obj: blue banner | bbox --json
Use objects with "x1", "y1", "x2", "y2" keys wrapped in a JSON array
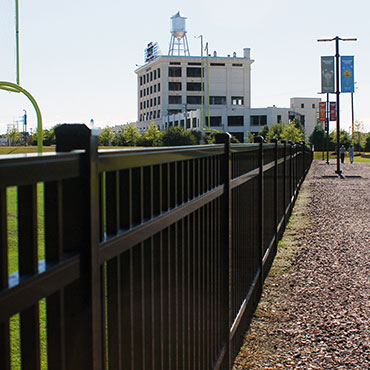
[{"x1": 341, "y1": 56, "x2": 354, "y2": 93}]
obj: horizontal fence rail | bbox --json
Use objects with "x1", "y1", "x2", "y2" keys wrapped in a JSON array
[{"x1": 0, "y1": 124, "x2": 312, "y2": 370}]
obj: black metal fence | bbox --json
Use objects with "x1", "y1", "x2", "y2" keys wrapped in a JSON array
[{"x1": 0, "y1": 125, "x2": 312, "y2": 370}]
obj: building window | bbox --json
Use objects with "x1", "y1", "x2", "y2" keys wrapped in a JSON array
[
  {"x1": 140, "y1": 90, "x2": 142, "y2": 98},
  {"x1": 158, "y1": 96, "x2": 160, "y2": 105},
  {"x1": 250, "y1": 115, "x2": 267, "y2": 126},
  {"x1": 153, "y1": 70, "x2": 156, "y2": 80},
  {"x1": 231, "y1": 96, "x2": 244, "y2": 105},
  {"x1": 301, "y1": 103, "x2": 304, "y2": 108},
  {"x1": 168, "y1": 67, "x2": 182, "y2": 77},
  {"x1": 158, "y1": 68, "x2": 160, "y2": 78},
  {"x1": 150, "y1": 86, "x2": 153, "y2": 94},
  {"x1": 143, "y1": 75, "x2": 146, "y2": 84},
  {"x1": 168, "y1": 109, "x2": 181, "y2": 115},
  {"x1": 150, "y1": 99, "x2": 153, "y2": 107},
  {"x1": 210, "y1": 116, "x2": 222, "y2": 126},
  {"x1": 143, "y1": 89, "x2": 146, "y2": 97},
  {"x1": 188, "y1": 62, "x2": 201, "y2": 66},
  {"x1": 174, "y1": 121, "x2": 179, "y2": 126},
  {"x1": 149, "y1": 111, "x2": 152, "y2": 119},
  {"x1": 187, "y1": 82, "x2": 203, "y2": 91},
  {"x1": 187, "y1": 96, "x2": 202, "y2": 104},
  {"x1": 301, "y1": 115, "x2": 305, "y2": 126},
  {"x1": 210, "y1": 63, "x2": 225, "y2": 66},
  {"x1": 157, "y1": 110, "x2": 160, "y2": 118},
  {"x1": 170, "y1": 62, "x2": 181, "y2": 65},
  {"x1": 147, "y1": 73, "x2": 149, "y2": 82},
  {"x1": 228, "y1": 116, "x2": 244, "y2": 126},
  {"x1": 312, "y1": 103, "x2": 315, "y2": 108},
  {"x1": 140, "y1": 114, "x2": 142, "y2": 121},
  {"x1": 210, "y1": 96, "x2": 226, "y2": 105},
  {"x1": 143, "y1": 101, "x2": 146, "y2": 109},
  {"x1": 154, "y1": 97, "x2": 156, "y2": 106},
  {"x1": 140, "y1": 102, "x2": 142, "y2": 109},
  {"x1": 158, "y1": 83, "x2": 160, "y2": 92},
  {"x1": 180, "y1": 119, "x2": 184, "y2": 127},
  {"x1": 150, "y1": 71, "x2": 153, "y2": 81},
  {"x1": 169, "y1": 82, "x2": 182, "y2": 91},
  {"x1": 147, "y1": 87, "x2": 149, "y2": 95},
  {"x1": 153, "y1": 111, "x2": 156, "y2": 119},
  {"x1": 192, "y1": 117, "x2": 197, "y2": 128},
  {"x1": 169, "y1": 95, "x2": 182, "y2": 104},
  {"x1": 154, "y1": 84, "x2": 157, "y2": 93},
  {"x1": 277, "y1": 115, "x2": 281, "y2": 123},
  {"x1": 186, "y1": 118, "x2": 191, "y2": 128},
  {"x1": 140, "y1": 76, "x2": 143, "y2": 86},
  {"x1": 232, "y1": 63, "x2": 243, "y2": 67},
  {"x1": 187, "y1": 67, "x2": 202, "y2": 77}
]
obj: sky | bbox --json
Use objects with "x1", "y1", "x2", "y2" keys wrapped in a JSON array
[{"x1": 1, "y1": 0, "x2": 370, "y2": 134}]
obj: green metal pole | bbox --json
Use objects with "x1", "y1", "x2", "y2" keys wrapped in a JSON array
[
  {"x1": 207, "y1": 45, "x2": 210, "y2": 129},
  {"x1": 0, "y1": 82, "x2": 43, "y2": 153},
  {"x1": 15, "y1": 0, "x2": 20, "y2": 85},
  {"x1": 200, "y1": 36, "x2": 204, "y2": 130}
]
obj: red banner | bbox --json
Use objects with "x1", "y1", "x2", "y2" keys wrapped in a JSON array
[
  {"x1": 319, "y1": 102, "x2": 326, "y2": 122},
  {"x1": 330, "y1": 102, "x2": 337, "y2": 121}
]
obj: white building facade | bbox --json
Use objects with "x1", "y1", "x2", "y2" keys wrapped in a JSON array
[{"x1": 134, "y1": 49, "x2": 320, "y2": 141}]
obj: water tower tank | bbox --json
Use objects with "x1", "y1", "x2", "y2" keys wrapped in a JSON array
[
  {"x1": 171, "y1": 11, "x2": 187, "y2": 39},
  {"x1": 168, "y1": 11, "x2": 190, "y2": 56}
]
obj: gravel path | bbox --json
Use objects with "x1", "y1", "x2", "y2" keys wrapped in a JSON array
[{"x1": 234, "y1": 160, "x2": 370, "y2": 369}]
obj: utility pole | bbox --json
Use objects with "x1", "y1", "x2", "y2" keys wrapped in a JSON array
[
  {"x1": 318, "y1": 36, "x2": 357, "y2": 176},
  {"x1": 326, "y1": 93, "x2": 329, "y2": 164},
  {"x1": 15, "y1": 0, "x2": 20, "y2": 85}
]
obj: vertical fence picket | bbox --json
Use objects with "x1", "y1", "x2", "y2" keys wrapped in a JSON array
[
  {"x1": 45, "y1": 180, "x2": 65, "y2": 370},
  {"x1": 18, "y1": 184, "x2": 40, "y2": 370},
  {"x1": 0, "y1": 188, "x2": 10, "y2": 370}
]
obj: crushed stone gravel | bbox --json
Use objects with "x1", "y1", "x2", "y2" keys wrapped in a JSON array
[{"x1": 233, "y1": 160, "x2": 370, "y2": 369}]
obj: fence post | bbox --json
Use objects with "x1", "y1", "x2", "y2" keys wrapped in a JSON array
[
  {"x1": 281, "y1": 139, "x2": 287, "y2": 231},
  {"x1": 302, "y1": 142, "x2": 305, "y2": 181},
  {"x1": 254, "y1": 136, "x2": 264, "y2": 291},
  {"x1": 288, "y1": 141, "x2": 293, "y2": 212},
  {"x1": 215, "y1": 133, "x2": 232, "y2": 370},
  {"x1": 271, "y1": 138, "x2": 278, "y2": 254},
  {"x1": 54, "y1": 124, "x2": 102, "y2": 370}
]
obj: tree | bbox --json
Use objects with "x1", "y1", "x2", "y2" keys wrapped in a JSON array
[
  {"x1": 352, "y1": 121, "x2": 364, "y2": 151},
  {"x1": 330, "y1": 129, "x2": 351, "y2": 149},
  {"x1": 162, "y1": 127, "x2": 197, "y2": 146},
  {"x1": 6, "y1": 127, "x2": 22, "y2": 145},
  {"x1": 116, "y1": 125, "x2": 141, "y2": 146},
  {"x1": 265, "y1": 123, "x2": 284, "y2": 142},
  {"x1": 309, "y1": 126, "x2": 326, "y2": 151},
  {"x1": 281, "y1": 121, "x2": 304, "y2": 143},
  {"x1": 257, "y1": 125, "x2": 269, "y2": 141},
  {"x1": 99, "y1": 127, "x2": 115, "y2": 146},
  {"x1": 137, "y1": 123, "x2": 163, "y2": 146},
  {"x1": 362, "y1": 133, "x2": 370, "y2": 152},
  {"x1": 245, "y1": 132, "x2": 255, "y2": 143}
]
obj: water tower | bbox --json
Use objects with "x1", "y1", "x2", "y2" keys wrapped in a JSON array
[{"x1": 168, "y1": 11, "x2": 190, "y2": 56}]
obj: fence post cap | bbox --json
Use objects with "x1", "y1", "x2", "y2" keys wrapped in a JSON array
[
  {"x1": 55, "y1": 123, "x2": 100, "y2": 152},
  {"x1": 254, "y1": 136, "x2": 264, "y2": 144},
  {"x1": 215, "y1": 132, "x2": 231, "y2": 144}
]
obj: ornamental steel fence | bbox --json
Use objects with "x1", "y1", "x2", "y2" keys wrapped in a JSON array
[{"x1": 0, "y1": 124, "x2": 312, "y2": 370}]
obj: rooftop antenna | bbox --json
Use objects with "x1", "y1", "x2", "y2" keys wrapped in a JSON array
[{"x1": 168, "y1": 11, "x2": 190, "y2": 56}]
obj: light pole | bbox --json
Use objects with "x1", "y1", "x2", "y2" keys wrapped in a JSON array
[
  {"x1": 318, "y1": 36, "x2": 357, "y2": 175},
  {"x1": 195, "y1": 35, "x2": 204, "y2": 130}
]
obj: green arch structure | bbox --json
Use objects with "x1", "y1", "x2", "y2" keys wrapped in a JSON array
[{"x1": 0, "y1": 81, "x2": 43, "y2": 153}]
